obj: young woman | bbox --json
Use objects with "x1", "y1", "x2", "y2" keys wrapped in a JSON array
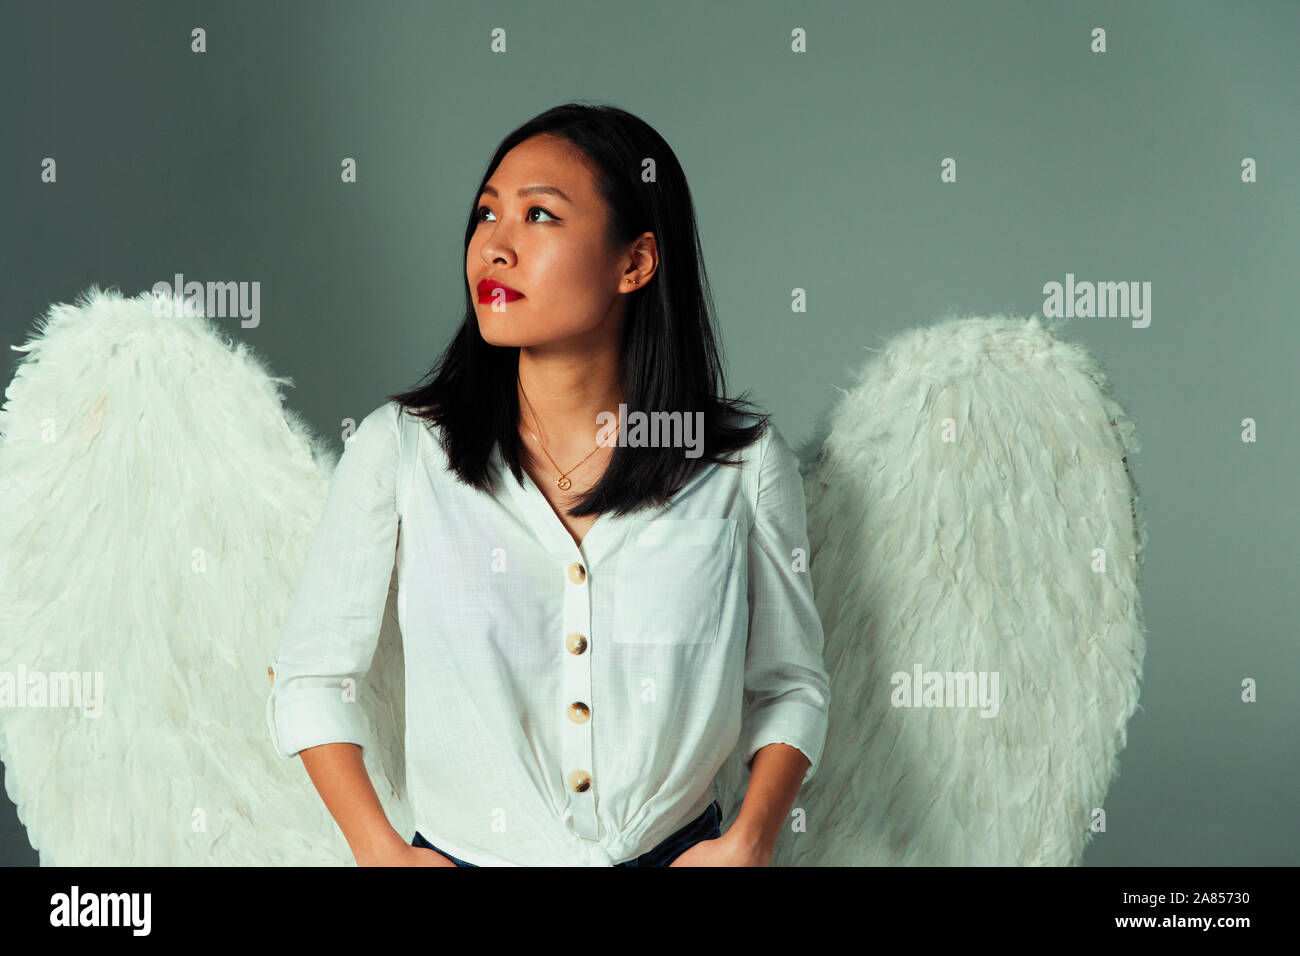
[{"x1": 267, "y1": 102, "x2": 831, "y2": 867}]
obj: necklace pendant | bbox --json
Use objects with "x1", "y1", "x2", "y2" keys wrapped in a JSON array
[{"x1": 557, "y1": 475, "x2": 572, "y2": 491}]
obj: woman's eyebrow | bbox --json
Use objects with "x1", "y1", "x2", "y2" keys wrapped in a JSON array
[{"x1": 480, "y1": 184, "x2": 573, "y2": 203}]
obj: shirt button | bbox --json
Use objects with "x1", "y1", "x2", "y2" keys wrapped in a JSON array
[
  {"x1": 567, "y1": 561, "x2": 586, "y2": 585},
  {"x1": 568, "y1": 770, "x2": 591, "y2": 792},
  {"x1": 565, "y1": 632, "x2": 588, "y2": 654},
  {"x1": 567, "y1": 701, "x2": 590, "y2": 723}
]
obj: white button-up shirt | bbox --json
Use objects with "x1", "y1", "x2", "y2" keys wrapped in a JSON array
[{"x1": 266, "y1": 400, "x2": 830, "y2": 866}]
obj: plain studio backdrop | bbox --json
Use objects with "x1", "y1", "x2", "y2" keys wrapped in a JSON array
[{"x1": 1, "y1": 0, "x2": 1296, "y2": 866}]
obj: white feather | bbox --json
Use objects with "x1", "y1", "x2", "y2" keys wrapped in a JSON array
[
  {"x1": 0, "y1": 286, "x2": 410, "y2": 865},
  {"x1": 755, "y1": 313, "x2": 1147, "y2": 865}
]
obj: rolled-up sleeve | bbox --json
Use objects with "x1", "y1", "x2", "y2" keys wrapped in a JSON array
[
  {"x1": 266, "y1": 403, "x2": 399, "y2": 758},
  {"x1": 737, "y1": 423, "x2": 831, "y2": 785}
]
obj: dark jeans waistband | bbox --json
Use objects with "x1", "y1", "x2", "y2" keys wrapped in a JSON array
[{"x1": 411, "y1": 799, "x2": 723, "y2": 867}]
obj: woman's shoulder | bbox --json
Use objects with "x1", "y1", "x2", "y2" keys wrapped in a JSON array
[
  {"x1": 726, "y1": 410, "x2": 809, "y2": 507},
  {"x1": 325, "y1": 403, "x2": 402, "y2": 488},
  {"x1": 722, "y1": 408, "x2": 781, "y2": 467},
  {"x1": 381, "y1": 400, "x2": 443, "y2": 444},
  {"x1": 347, "y1": 400, "x2": 439, "y2": 470},
  {"x1": 384, "y1": 400, "x2": 458, "y2": 475}
]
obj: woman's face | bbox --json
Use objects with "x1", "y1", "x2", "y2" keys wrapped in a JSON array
[{"x1": 468, "y1": 134, "x2": 647, "y2": 350}]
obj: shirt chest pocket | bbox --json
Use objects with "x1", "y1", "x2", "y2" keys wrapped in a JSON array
[{"x1": 613, "y1": 518, "x2": 738, "y2": 645}]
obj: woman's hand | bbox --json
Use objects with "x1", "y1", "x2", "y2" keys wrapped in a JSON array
[
  {"x1": 401, "y1": 845, "x2": 461, "y2": 866},
  {"x1": 355, "y1": 836, "x2": 460, "y2": 867},
  {"x1": 668, "y1": 827, "x2": 773, "y2": 867}
]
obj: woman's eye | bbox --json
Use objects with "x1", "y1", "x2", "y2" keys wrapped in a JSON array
[{"x1": 475, "y1": 205, "x2": 558, "y2": 223}]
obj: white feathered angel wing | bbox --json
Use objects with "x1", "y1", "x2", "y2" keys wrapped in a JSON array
[
  {"x1": 0, "y1": 286, "x2": 410, "y2": 865},
  {"x1": 761, "y1": 313, "x2": 1147, "y2": 866}
]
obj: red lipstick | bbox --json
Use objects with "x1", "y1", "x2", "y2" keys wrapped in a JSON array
[{"x1": 477, "y1": 278, "x2": 524, "y2": 303}]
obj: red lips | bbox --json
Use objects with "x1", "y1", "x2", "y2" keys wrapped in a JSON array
[{"x1": 477, "y1": 278, "x2": 524, "y2": 303}]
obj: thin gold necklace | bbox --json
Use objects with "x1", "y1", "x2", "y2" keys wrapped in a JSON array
[{"x1": 519, "y1": 382, "x2": 615, "y2": 491}]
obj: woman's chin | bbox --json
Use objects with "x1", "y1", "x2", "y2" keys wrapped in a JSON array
[{"x1": 476, "y1": 323, "x2": 531, "y2": 348}]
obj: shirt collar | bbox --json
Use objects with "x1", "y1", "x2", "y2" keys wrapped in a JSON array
[{"x1": 490, "y1": 440, "x2": 722, "y2": 565}]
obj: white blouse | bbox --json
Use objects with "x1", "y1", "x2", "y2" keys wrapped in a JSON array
[{"x1": 266, "y1": 400, "x2": 830, "y2": 866}]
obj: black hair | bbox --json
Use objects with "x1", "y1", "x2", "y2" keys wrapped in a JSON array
[{"x1": 388, "y1": 101, "x2": 769, "y2": 518}]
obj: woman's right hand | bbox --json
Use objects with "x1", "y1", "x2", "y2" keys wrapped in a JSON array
[{"x1": 355, "y1": 836, "x2": 459, "y2": 866}]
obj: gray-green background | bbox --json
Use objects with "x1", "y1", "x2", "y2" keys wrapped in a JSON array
[{"x1": 2, "y1": 0, "x2": 1296, "y2": 866}]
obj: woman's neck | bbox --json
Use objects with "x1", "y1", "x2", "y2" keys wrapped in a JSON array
[{"x1": 516, "y1": 350, "x2": 623, "y2": 458}]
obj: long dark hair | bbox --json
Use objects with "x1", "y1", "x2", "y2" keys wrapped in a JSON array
[{"x1": 388, "y1": 101, "x2": 769, "y2": 518}]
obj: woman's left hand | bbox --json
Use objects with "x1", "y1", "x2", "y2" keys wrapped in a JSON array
[{"x1": 668, "y1": 828, "x2": 772, "y2": 867}]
